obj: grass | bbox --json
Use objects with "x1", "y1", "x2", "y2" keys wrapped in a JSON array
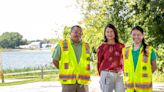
[
  {"x1": 0, "y1": 66, "x2": 59, "y2": 86},
  {"x1": 0, "y1": 75, "x2": 58, "y2": 86},
  {"x1": 4, "y1": 65, "x2": 55, "y2": 73}
]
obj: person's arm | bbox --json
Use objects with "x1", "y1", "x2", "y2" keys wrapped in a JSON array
[
  {"x1": 51, "y1": 44, "x2": 61, "y2": 69},
  {"x1": 151, "y1": 61, "x2": 157, "y2": 73},
  {"x1": 52, "y1": 59, "x2": 59, "y2": 69},
  {"x1": 151, "y1": 49, "x2": 157, "y2": 73},
  {"x1": 119, "y1": 44, "x2": 125, "y2": 72},
  {"x1": 97, "y1": 45, "x2": 104, "y2": 75}
]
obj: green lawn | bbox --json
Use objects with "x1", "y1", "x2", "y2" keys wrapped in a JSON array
[{"x1": 0, "y1": 76, "x2": 58, "y2": 86}]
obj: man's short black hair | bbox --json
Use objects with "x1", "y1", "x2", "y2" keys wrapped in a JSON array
[{"x1": 71, "y1": 25, "x2": 82, "y2": 33}]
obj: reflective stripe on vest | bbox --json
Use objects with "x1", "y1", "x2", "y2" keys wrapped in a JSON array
[
  {"x1": 62, "y1": 40, "x2": 68, "y2": 51},
  {"x1": 59, "y1": 74, "x2": 76, "y2": 80},
  {"x1": 125, "y1": 47, "x2": 130, "y2": 59},
  {"x1": 85, "y1": 43, "x2": 90, "y2": 54},
  {"x1": 136, "y1": 83, "x2": 152, "y2": 89},
  {"x1": 126, "y1": 82, "x2": 152, "y2": 89},
  {"x1": 125, "y1": 83, "x2": 134, "y2": 88},
  {"x1": 78, "y1": 74, "x2": 90, "y2": 81}
]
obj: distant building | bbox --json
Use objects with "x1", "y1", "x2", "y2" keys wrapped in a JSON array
[
  {"x1": 19, "y1": 45, "x2": 30, "y2": 48},
  {"x1": 19, "y1": 42, "x2": 42, "y2": 49},
  {"x1": 42, "y1": 43, "x2": 52, "y2": 48},
  {"x1": 29, "y1": 42, "x2": 41, "y2": 48}
]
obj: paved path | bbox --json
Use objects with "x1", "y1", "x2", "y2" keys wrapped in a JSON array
[{"x1": 0, "y1": 76, "x2": 164, "y2": 92}]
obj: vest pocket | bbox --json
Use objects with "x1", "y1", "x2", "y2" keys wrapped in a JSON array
[
  {"x1": 142, "y1": 73, "x2": 148, "y2": 78},
  {"x1": 64, "y1": 63, "x2": 69, "y2": 69},
  {"x1": 86, "y1": 64, "x2": 90, "y2": 70}
]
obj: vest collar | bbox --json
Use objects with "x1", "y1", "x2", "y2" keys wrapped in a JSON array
[{"x1": 70, "y1": 39, "x2": 82, "y2": 45}]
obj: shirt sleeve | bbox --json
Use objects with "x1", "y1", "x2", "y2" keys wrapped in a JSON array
[
  {"x1": 51, "y1": 44, "x2": 61, "y2": 61},
  {"x1": 151, "y1": 49, "x2": 157, "y2": 62},
  {"x1": 119, "y1": 44, "x2": 125, "y2": 72},
  {"x1": 97, "y1": 45, "x2": 104, "y2": 75}
]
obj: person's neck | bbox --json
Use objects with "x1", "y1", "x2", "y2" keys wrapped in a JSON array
[
  {"x1": 134, "y1": 43, "x2": 141, "y2": 50},
  {"x1": 71, "y1": 39, "x2": 80, "y2": 45},
  {"x1": 107, "y1": 40, "x2": 115, "y2": 45}
]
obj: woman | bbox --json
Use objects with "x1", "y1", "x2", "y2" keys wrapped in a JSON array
[
  {"x1": 97, "y1": 23, "x2": 125, "y2": 92},
  {"x1": 122, "y1": 26, "x2": 157, "y2": 92}
]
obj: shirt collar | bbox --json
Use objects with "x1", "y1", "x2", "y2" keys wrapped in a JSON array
[
  {"x1": 132, "y1": 43, "x2": 142, "y2": 51},
  {"x1": 70, "y1": 39, "x2": 82, "y2": 45}
]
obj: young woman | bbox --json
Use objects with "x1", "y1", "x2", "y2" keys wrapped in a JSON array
[
  {"x1": 97, "y1": 23, "x2": 125, "y2": 92},
  {"x1": 122, "y1": 26, "x2": 157, "y2": 92}
]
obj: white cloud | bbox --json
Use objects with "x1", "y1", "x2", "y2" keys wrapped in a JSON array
[{"x1": 0, "y1": 0, "x2": 82, "y2": 40}]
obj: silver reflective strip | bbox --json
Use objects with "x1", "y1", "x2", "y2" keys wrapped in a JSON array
[
  {"x1": 125, "y1": 48, "x2": 129, "y2": 59},
  {"x1": 125, "y1": 83, "x2": 134, "y2": 88},
  {"x1": 143, "y1": 55, "x2": 147, "y2": 63},
  {"x1": 59, "y1": 75, "x2": 76, "y2": 79},
  {"x1": 136, "y1": 83, "x2": 152, "y2": 89},
  {"x1": 79, "y1": 75, "x2": 90, "y2": 80},
  {"x1": 85, "y1": 43, "x2": 90, "y2": 54}
]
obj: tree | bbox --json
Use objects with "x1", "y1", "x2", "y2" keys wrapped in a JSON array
[
  {"x1": 77, "y1": 0, "x2": 131, "y2": 48},
  {"x1": 63, "y1": 26, "x2": 71, "y2": 39},
  {"x1": 126, "y1": 0, "x2": 164, "y2": 47},
  {"x1": 0, "y1": 32, "x2": 24, "y2": 48},
  {"x1": 77, "y1": 0, "x2": 164, "y2": 72},
  {"x1": 77, "y1": 0, "x2": 164, "y2": 47}
]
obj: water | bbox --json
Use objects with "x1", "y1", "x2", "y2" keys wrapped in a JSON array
[{"x1": 1, "y1": 50, "x2": 52, "y2": 70}]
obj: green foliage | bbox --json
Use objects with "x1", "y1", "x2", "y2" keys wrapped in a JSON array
[
  {"x1": 156, "y1": 44, "x2": 164, "y2": 72},
  {"x1": 153, "y1": 71, "x2": 164, "y2": 82},
  {"x1": 63, "y1": 26, "x2": 71, "y2": 39},
  {"x1": 0, "y1": 32, "x2": 26, "y2": 48},
  {"x1": 77, "y1": 0, "x2": 164, "y2": 72}
]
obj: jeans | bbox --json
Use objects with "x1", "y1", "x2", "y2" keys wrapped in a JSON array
[{"x1": 100, "y1": 71, "x2": 125, "y2": 92}]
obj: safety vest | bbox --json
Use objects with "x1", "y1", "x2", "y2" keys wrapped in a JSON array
[
  {"x1": 58, "y1": 39, "x2": 91, "y2": 84},
  {"x1": 122, "y1": 45, "x2": 153, "y2": 92}
]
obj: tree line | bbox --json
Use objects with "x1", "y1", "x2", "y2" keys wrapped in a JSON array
[{"x1": 0, "y1": 32, "x2": 52, "y2": 49}]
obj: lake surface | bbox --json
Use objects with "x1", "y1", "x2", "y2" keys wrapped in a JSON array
[{"x1": 0, "y1": 50, "x2": 52, "y2": 70}]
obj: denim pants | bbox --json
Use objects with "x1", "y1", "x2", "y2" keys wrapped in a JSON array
[{"x1": 100, "y1": 71, "x2": 125, "y2": 92}]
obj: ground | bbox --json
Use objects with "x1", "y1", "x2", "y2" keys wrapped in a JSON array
[{"x1": 0, "y1": 76, "x2": 164, "y2": 92}]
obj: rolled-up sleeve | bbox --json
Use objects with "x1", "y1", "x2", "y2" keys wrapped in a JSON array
[{"x1": 52, "y1": 44, "x2": 61, "y2": 61}]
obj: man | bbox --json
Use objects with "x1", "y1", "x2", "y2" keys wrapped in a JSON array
[{"x1": 52, "y1": 25, "x2": 91, "y2": 92}]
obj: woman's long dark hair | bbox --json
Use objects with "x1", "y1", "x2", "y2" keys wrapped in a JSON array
[
  {"x1": 131, "y1": 26, "x2": 147, "y2": 55},
  {"x1": 104, "y1": 23, "x2": 119, "y2": 43}
]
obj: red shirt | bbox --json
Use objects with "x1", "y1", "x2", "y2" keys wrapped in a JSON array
[{"x1": 97, "y1": 42, "x2": 124, "y2": 75}]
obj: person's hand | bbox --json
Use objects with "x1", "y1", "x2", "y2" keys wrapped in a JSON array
[{"x1": 118, "y1": 71, "x2": 123, "y2": 76}]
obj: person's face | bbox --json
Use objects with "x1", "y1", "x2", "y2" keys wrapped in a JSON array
[
  {"x1": 105, "y1": 27, "x2": 115, "y2": 41},
  {"x1": 70, "y1": 27, "x2": 83, "y2": 43},
  {"x1": 131, "y1": 29, "x2": 143, "y2": 44}
]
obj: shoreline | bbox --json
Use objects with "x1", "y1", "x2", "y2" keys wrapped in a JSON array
[{"x1": 0, "y1": 48, "x2": 50, "y2": 52}]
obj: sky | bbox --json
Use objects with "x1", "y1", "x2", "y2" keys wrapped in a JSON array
[{"x1": 0, "y1": 0, "x2": 82, "y2": 40}]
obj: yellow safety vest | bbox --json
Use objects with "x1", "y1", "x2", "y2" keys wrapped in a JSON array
[
  {"x1": 122, "y1": 46, "x2": 153, "y2": 92},
  {"x1": 59, "y1": 39, "x2": 91, "y2": 84}
]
